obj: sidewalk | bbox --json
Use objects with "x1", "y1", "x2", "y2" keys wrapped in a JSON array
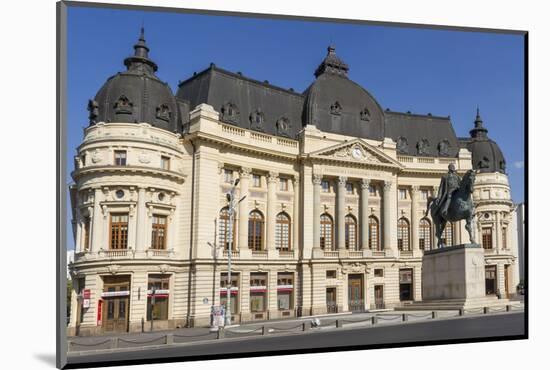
[{"x1": 68, "y1": 302, "x2": 524, "y2": 353}]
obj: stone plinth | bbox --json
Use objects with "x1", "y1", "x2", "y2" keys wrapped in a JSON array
[{"x1": 422, "y1": 243, "x2": 485, "y2": 301}]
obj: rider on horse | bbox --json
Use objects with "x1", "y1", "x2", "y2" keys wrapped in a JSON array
[{"x1": 435, "y1": 163, "x2": 461, "y2": 219}]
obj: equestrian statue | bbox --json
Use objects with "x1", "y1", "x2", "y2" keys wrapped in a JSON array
[{"x1": 426, "y1": 163, "x2": 477, "y2": 248}]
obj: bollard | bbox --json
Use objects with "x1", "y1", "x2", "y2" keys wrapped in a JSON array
[
  {"x1": 302, "y1": 322, "x2": 308, "y2": 332},
  {"x1": 506, "y1": 305, "x2": 511, "y2": 312},
  {"x1": 336, "y1": 320, "x2": 343, "y2": 328},
  {"x1": 371, "y1": 316, "x2": 378, "y2": 325},
  {"x1": 402, "y1": 313, "x2": 408, "y2": 322},
  {"x1": 459, "y1": 308, "x2": 464, "y2": 316},
  {"x1": 141, "y1": 317, "x2": 144, "y2": 333},
  {"x1": 111, "y1": 337, "x2": 119, "y2": 349},
  {"x1": 165, "y1": 333, "x2": 174, "y2": 345},
  {"x1": 432, "y1": 311, "x2": 438, "y2": 319},
  {"x1": 483, "y1": 307, "x2": 489, "y2": 314},
  {"x1": 217, "y1": 328, "x2": 225, "y2": 339},
  {"x1": 262, "y1": 326, "x2": 267, "y2": 335}
]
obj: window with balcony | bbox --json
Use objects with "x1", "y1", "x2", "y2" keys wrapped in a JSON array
[
  {"x1": 369, "y1": 216, "x2": 380, "y2": 250},
  {"x1": 109, "y1": 213, "x2": 128, "y2": 249},
  {"x1": 345, "y1": 214, "x2": 357, "y2": 250},
  {"x1": 419, "y1": 218, "x2": 431, "y2": 250},
  {"x1": 482, "y1": 227, "x2": 493, "y2": 249},
  {"x1": 248, "y1": 210, "x2": 265, "y2": 250},
  {"x1": 218, "y1": 207, "x2": 235, "y2": 250},
  {"x1": 275, "y1": 212, "x2": 291, "y2": 251},
  {"x1": 397, "y1": 218, "x2": 410, "y2": 251},
  {"x1": 114, "y1": 150, "x2": 127, "y2": 166},
  {"x1": 320, "y1": 213, "x2": 334, "y2": 250},
  {"x1": 151, "y1": 215, "x2": 167, "y2": 250}
]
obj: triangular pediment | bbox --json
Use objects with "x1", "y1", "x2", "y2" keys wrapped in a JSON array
[{"x1": 308, "y1": 138, "x2": 402, "y2": 168}]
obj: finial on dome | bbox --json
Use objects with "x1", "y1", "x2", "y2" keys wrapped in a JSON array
[
  {"x1": 314, "y1": 45, "x2": 349, "y2": 78},
  {"x1": 470, "y1": 106, "x2": 488, "y2": 139},
  {"x1": 123, "y1": 26, "x2": 158, "y2": 73}
]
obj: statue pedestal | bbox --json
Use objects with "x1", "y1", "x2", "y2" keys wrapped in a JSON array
[
  {"x1": 422, "y1": 243, "x2": 485, "y2": 301},
  {"x1": 396, "y1": 244, "x2": 510, "y2": 310}
]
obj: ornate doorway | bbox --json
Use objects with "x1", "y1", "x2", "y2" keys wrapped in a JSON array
[
  {"x1": 348, "y1": 274, "x2": 364, "y2": 312},
  {"x1": 102, "y1": 276, "x2": 130, "y2": 333}
]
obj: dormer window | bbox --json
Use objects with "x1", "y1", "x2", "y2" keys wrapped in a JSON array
[
  {"x1": 360, "y1": 107, "x2": 371, "y2": 121},
  {"x1": 156, "y1": 104, "x2": 171, "y2": 122},
  {"x1": 249, "y1": 109, "x2": 265, "y2": 132},
  {"x1": 330, "y1": 101, "x2": 342, "y2": 115},
  {"x1": 220, "y1": 102, "x2": 239, "y2": 124},
  {"x1": 114, "y1": 95, "x2": 133, "y2": 115},
  {"x1": 276, "y1": 117, "x2": 291, "y2": 137}
]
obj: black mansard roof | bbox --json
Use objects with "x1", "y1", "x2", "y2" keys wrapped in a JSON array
[{"x1": 89, "y1": 33, "x2": 507, "y2": 166}]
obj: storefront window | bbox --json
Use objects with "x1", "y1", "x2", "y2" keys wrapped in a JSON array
[
  {"x1": 147, "y1": 274, "x2": 170, "y2": 321},
  {"x1": 220, "y1": 272, "x2": 239, "y2": 313},
  {"x1": 250, "y1": 273, "x2": 267, "y2": 312},
  {"x1": 277, "y1": 273, "x2": 294, "y2": 310}
]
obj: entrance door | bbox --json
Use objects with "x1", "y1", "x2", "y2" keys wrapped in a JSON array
[
  {"x1": 348, "y1": 274, "x2": 364, "y2": 312},
  {"x1": 374, "y1": 285, "x2": 384, "y2": 309},
  {"x1": 399, "y1": 269, "x2": 413, "y2": 301},
  {"x1": 326, "y1": 288, "x2": 337, "y2": 313},
  {"x1": 485, "y1": 265, "x2": 497, "y2": 295},
  {"x1": 102, "y1": 277, "x2": 130, "y2": 333}
]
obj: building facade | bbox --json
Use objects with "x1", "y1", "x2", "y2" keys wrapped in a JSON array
[{"x1": 68, "y1": 30, "x2": 520, "y2": 336}]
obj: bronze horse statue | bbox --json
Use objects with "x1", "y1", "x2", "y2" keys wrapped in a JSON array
[{"x1": 426, "y1": 170, "x2": 477, "y2": 248}]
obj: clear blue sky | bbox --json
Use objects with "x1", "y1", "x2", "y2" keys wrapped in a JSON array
[{"x1": 66, "y1": 6, "x2": 525, "y2": 250}]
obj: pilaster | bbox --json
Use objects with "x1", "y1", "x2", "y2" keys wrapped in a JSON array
[
  {"x1": 360, "y1": 179, "x2": 370, "y2": 250},
  {"x1": 312, "y1": 174, "x2": 322, "y2": 251},
  {"x1": 238, "y1": 167, "x2": 251, "y2": 251},
  {"x1": 337, "y1": 176, "x2": 347, "y2": 250},
  {"x1": 266, "y1": 171, "x2": 278, "y2": 251}
]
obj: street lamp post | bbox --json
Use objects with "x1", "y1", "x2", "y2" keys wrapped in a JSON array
[
  {"x1": 225, "y1": 178, "x2": 246, "y2": 326},
  {"x1": 150, "y1": 288, "x2": 156, "y2": 332}
]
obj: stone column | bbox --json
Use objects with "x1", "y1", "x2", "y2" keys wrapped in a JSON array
[
  {"x1": 360, "y1": 179, "x2": 370, "y2": 250},
  {"x1": 266, "y1": 171, "x2": 278, "y2": 251},
  {"x1": 135, "y1": 187, "x2": 147, "y2": 252},
  {"x1": 494, "y1": 211, "x2": 501, "y2": 254},
  {"x1": 337, "y1": 176, "x2": 347, "y2": 250},
  {"x1": 90, "y1": 188, "x2": 103, "y2": 253},
  {"x1": 292, "y1": 177, "x2": 300, "y2": 253},
  {"x1": 382, "y1": 180, "x2": 397, "y2": 255},
  {"x1": 312, "y1": 174, "x2": 322, "y2": 251},
  {"x1": 238, "y1": 168, "x2": 251, "y2": 251},
  {"x1": 411, "y1": 186, "x2": 420, "y2": 256},
  {"x1": 75, "y1": 209, "x2": 83, "y2": 253}
]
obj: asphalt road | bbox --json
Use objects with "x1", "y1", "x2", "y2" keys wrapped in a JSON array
[{"x1": 67, "y1": 312, "x2": 525, "y2": 368}]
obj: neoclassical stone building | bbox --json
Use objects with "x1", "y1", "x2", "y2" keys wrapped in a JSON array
[{"x1": 68, "y1": 30, "x2": 519, "y2": 335}]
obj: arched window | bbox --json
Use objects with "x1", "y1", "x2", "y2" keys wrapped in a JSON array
[
  {"x1": 442, "y1": 222, "x2": 454, "y2": 246},
  {"x1": 248, "y1": 210, "x2": 264, "y2": 250},
  {"x1": 345, "y1": 214, "x2": 358, "y2": 250},
  {"x1": 419, "y1": 218, "x2": 432, "y2": 251},
  {"x1": 397, "y1": 218, "x2": 410, "y2": 251},
  {"x1": 368, "y1": 216, "x2": 379, "y2": 250},
  {"x1": 275, "y1": 212, "x2": 291, "y2": 251},
  {"x1": 320, "y1": 213, "x2": 334, "y2": 250},
  {"x1": 218, "y1": 207, "x2": 235, "y2": 250}
]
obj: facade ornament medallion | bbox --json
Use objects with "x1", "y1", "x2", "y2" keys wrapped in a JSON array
[
  {"x1": 159, "y1": 264, "x2": 170, "y2": 274},
  {"x1": 107, "y1": 264, "x2": 121, "y2": 275},
  {"x1": 138, "y1": 151, "x2": 151, "y2": 164},
  {"x1": 91, "y1": 149, "x2": 102, "y2": 164}
]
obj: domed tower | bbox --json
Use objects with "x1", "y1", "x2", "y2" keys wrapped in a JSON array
[
  {"x1": 89, "y1": 27, "x2": 181, "y2": 132},
  {"x1": 68, "y1": 29, "x2": 189, "y2": 336},
  {"x1": 467, "y1": 109, "x2": 519, "y2": 298},
  {"x1": 303, "y1": 46, "x2": 385, "y2": 140}
]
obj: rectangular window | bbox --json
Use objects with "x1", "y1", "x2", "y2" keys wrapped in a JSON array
[
  {"x1": 83, "y1": 216, "x2": 91, "y2": 251},
  {"x1": 502, "y1": 227, "x2": 507, "y2": 249},
  {"x1": 346, "y1": 182, "x2": 354, "y2": 195},
  {"x1": 374, "y1": 268, "x2": 384, "y2": 277},
  {"x1": 224, "y1": 169, "x2": 234, "y2": 184},
  {"x1": 151, "y1": 215, "x2": 167, "y2": 249},
  {"x1": 114, "y1": 150, "x2": 127, "y2": 166},
  {"x1": 220, "y1": 273, "x2": 240, "y2": 314},
  {"x1": 277, "y1": 273, "x2": 294, "y2": 310},
  {"x1": 369, "y1": 185, "x2": 376, "y2": 195},
  {"x1": 321, "y1": 180, "x2": 330, "y2": 193},
  {"x1": 109, "y1": 213, "x2": 129, "y2": 249},
  {"x1": 81, "y1": 154, "x2": 86, "y2": 167},
  {"x1": 279, "y1": 177, "x2": 289, "y2": 191},
  {"x1": 485, "y1": 265, "x2": 497, "y2": 295},
  {"x1": 250, "y1": 273, "x2": 267, "y2": 312},
  {"x1": 399, "y1": 188, "x2": 407, "y2": 200},
  {"x1": 160, "y1": 156, "x2": 170, "y2": 170},
  {"x1": 482, "y1": 227, "x2": 493, "y2": 249},
  {"x1": 421, "y1": 190, "x2": 429, "y2": 200},
  {"x1": 147, "y1": 274, "x2": 170, "y2": 321},
  {"x1": 399, "y1": 268, "x2": 413, "y2": 301},
  {"x1": 326, "y1": 270, "x2": 337, "y2": 279},
  {"x1": 252, "y1": 174, "x2": 261, "y2": 188}
]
